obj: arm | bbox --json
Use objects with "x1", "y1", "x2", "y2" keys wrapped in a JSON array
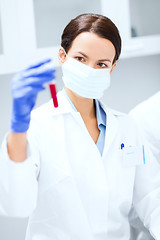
[
  {"x1": 0, "y1": 59, "x2": 55, "y2": 217},
  {"x1": 7, "y1": 133, "x2": 27, "y2": 162},
  {"x1": 132, "y1": 141, "x2": 160, "y2": 239},
  {"x1": 8, "y1": 58, "x2": 55, "y2": 161},
  {"x1": 0, "y1": 132, "x2": 39, "y2": 218}
]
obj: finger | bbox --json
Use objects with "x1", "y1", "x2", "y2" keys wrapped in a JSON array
[
  {"x1": 12, "y1": 85, "x2": 45, "y2": 99},
  {"x1": 22, "y1": 68, "x2": 56, "y2": 79},
  {"x1": 21, "y1": 74, "x2": 55, "y2": 88},
  {"x1": 26, "y1": 58, "x2": 52, "y2": 70},
  {"x1": 12, "y1": 74, "x2": 55, "y2": 92}
]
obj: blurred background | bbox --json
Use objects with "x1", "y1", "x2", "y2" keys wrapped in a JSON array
[{"x1": 0, "y1": 0, "x2": 160, "y2": 239}]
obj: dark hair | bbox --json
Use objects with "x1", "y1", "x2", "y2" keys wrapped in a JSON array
[{"x1": 61, "y1": 13, "x2": 122, "y2": 64}]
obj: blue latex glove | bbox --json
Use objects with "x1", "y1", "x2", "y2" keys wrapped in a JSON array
[{"x1": 11, "y1": 59, "x2": 55, "y2": 133}]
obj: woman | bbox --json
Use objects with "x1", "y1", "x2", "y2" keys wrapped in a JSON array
[{"x1": 0, "y1": 13, "x2": 160, "y2": 240}]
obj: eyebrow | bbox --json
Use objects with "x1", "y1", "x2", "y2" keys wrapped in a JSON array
[{"x1": 77, "y1": 51, "x2": 111, "y2": 62}]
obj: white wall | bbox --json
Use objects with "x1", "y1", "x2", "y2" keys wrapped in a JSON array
[
  {"x1": 130, "y1": 0, "x2": 160, "y2": 37},
  {"x1": 0, "y1": 17, "x2": 3, "y2": 54}
]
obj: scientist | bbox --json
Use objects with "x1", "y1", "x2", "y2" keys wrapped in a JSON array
[
  {"x1": 130, "y1": 91, "x2": 160, "y2": 164},
  {"x1": 0, "y1": 13, "x2": 160, "y2": 240},
  {"x1": 129, "y1": 92, "x2": 160, "y2": 240}
]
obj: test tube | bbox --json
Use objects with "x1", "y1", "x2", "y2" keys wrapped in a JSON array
[
  {"x1": 44, "y1": 59, "x2": 58, "y2": 108},
  {"x1": 49, "y1": 81, "x2": 58, "y2": 108}
]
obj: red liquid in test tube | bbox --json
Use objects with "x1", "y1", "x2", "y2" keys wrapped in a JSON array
[{"x1": 49, "y1": 83, "x2": 58, "y2": 108}]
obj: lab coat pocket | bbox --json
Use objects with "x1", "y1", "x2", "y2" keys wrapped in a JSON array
[{"x1": 121, "y1": 145, "x2": 145, "y2": 168}]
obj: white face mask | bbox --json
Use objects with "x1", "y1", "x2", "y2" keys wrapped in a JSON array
[{"x1": 62, "y1": 57, "x2": 111, "y2": 99}]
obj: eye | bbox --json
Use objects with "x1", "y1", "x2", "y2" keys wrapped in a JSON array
[
  {"x1": 98, "y1": 62, "x2": 109, "y2": 68},
  {"x1": 75, "y1": 56, "x2": 85, "y2": 62}
]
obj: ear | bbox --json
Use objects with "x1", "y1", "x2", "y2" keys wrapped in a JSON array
[
  {"x1": 58, "y1": 47, "x2": 66, "y2": 66},
  {"x1": 110, "y1": 61, "x2": 117, "y2": 74}
]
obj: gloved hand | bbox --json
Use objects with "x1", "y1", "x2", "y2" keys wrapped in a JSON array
[{"x1": 11, "y1": 59, "x2": 55, "y2": 133}]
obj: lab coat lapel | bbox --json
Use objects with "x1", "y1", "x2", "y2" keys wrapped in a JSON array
[{"x1": 49, "y1": 91, "x2": 76, "y2": 116}]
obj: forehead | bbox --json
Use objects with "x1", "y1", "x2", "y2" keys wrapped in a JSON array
[{"x1": 69, "y1": 32, "x2": 116, "y2": 61}]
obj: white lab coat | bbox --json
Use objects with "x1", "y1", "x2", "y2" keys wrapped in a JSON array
[
  {"x1": 129, "y1": 91, "x2": 160, "y2": 240},
  {"x1": 0, "y1": 90, "x2": 160, "y2": 240},
  {"x1": 130, "y1": 91, "x2": 160, "y2": 163}
]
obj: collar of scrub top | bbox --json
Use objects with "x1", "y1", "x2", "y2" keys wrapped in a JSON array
[
  {"x1": 62, "y1": 88, "x2": 106, "y2": 156},
  {"x1": 62, "y1": 88, "x2": 106, "y2": 128},
  {"x1": 94, "y1": 98, "x2": 106, "y2": 155},
  {"x1": 94, "y1": 99, "x2": 106, "y2": 128},
  {"x1": 49, "y1": 87, "x2": 108, "y2": 119}
]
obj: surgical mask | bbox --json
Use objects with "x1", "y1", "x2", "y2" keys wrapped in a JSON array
[{"x1": 61, "y1": 57, "x2": 111, "y2": 99}]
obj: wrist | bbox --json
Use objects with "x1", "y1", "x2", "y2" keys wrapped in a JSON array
[{"x1": 10, "y1": 118, "x2": 30, "y2": 133}]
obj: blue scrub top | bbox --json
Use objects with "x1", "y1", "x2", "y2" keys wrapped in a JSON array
[{"x1": 63, "y1": 89, "x2": 106, "y2": 156}]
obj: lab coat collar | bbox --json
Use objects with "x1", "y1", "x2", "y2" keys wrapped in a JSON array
[
  {"x1": 49, "y1": 90, "x2": 125, "y2": 118},
  {"x1": 48, "y1": 90, "x2": 77, "y2": 116},
  {"x1": 48, "y1": 90, "x2": 124, "y2": 156},
  {"x1": 98, "y1": 99, "x2": 125, "y2": 157},
  {"x1": 62, "y1": 88, "x2": 107, "y2": 130}
]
